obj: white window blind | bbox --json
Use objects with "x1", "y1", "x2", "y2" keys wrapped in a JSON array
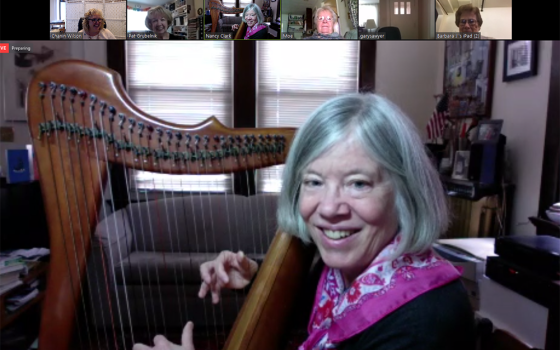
[
  {"x1": 240, "y1": 0, "x2": 252, "y2": 9},
  {"x1": 125, "y1": 41, "x2": 233, "y2": 192},
  {"x1": 256, "y1": 41, "x2": 359, "y2": 193},
  {"x1": 222, "y1": 0, "x2": 237, "y2": 16}
]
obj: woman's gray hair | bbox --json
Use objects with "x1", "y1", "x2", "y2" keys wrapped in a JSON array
[
  {"x1": 145, "y1": 6, "x2": 173, "y2": 31},
  {"x1": 242, "y1": 3, "x2": 264, "y2": 25},
  {"x1": 313, "y1": 5, "x2": 337, "y2": 26},
  {"x1": 277, "y1": 93, "x2": 450, "y2": 258},
  {"x1": 83, "y1": 8, "x2": 105, "y2": 32}
]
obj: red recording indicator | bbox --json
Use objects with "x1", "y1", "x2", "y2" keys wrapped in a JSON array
[
  {"x1": 509, "y1": 268, "x2": 518, "y2": 275},
  {"x1": 0, "y1": 44, "x2": 9, "y2": 53}
]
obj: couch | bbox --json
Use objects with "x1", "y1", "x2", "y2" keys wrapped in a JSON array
[
  {"x1": 219, "y1": 16, "x2": 243, "y2": 32},
  {"x1": 85, "y1": 193, "x2": 279, "y2": 331}
]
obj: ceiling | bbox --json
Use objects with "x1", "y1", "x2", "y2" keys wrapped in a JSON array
[{"x1": 128, "y1": 0, "x2": 170, "y2": 6}]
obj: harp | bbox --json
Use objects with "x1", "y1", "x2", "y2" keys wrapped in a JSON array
[
  {"x1": 26, "y1": 60, "x2": 316, "y2": 350},
  {"x1": 233, "y1": 23, "x2": 247, "y2": 40}
]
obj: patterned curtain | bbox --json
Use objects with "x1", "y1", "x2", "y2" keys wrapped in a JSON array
[{"x1": 348, "y1": 0, "x2": 358, "y2": 29}]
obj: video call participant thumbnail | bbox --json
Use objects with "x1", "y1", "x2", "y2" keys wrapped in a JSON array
[
  {"x1": 231, "y1": 4, "x2": 271, "y2": 39},
  {"x1": 208, "y1": 0, "x2": 243, "y2": 34},
  {"x1": 455, "y1": 4, "x2": 492, "y2": 39},
  {"x1": 146, "y1": 6, "x2": 185, "y2": 39},
  {"x1": 304, "y1": 5, "x2": 343, "y2": 39},
  {"x1": 80, "y1": 9, "x2": 116, "y2": 39}
]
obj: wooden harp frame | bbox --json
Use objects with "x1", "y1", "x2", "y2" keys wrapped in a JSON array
[{"x1": 26, "y1": 60, "x2": 316, "y2": 350}]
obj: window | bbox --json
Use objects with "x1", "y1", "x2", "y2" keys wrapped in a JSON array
[
  {"x1": 359, "y1": 4, "x2": 378, "y2": 27},
  {"x1": 394, "y1": 1, "x2": 411, "y2": 15},
  {"x1": 59, "y1": 0, "x2": 66, "y2": 21},
  {"x1": 126, "y1": 42, "x2": 233, "y2": 191},
  {"x1": 256, "y1": 41, "x2": 359, "y2": 192},
  {"x1": 222, "y1": 0, "x2": 238, "y2": 16},
  {"x1": 127, "y1": 10, "x2": 149, "y2": 32}
]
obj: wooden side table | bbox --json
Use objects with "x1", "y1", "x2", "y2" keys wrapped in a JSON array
[{"x1": 0, "y1": 262, "x2": 49, "y2": 330}]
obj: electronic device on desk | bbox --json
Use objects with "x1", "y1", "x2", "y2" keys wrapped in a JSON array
[
  {"x1": 482, "y1": 235, "x2": 560, "y2": 350},
  {"x1": 485, "y1": 236, "x2": 560, "y2": 309}
]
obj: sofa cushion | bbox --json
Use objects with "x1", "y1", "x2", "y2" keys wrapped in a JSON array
[
  {"x1": 115, "y1": 251, "x2": 266, "y2": 285},
  {"x1": 127, "y1": 194, "x2": 278, "y2": 254}
]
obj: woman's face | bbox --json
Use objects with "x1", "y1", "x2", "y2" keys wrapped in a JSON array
[
  {"x1": 299, "y1": 137, "x2": 399, "y2": 285},
  {"x1": 245, "y1": 10, "x2": 258, "y2": 27},
  {"x1": 458, "y1": 12, "x2": 480, "y2": 33},
  {"x1": 316, "y1": 10, "x2": 335, "y2": 34},
  {"x1": 88, "y1": 14, "x2": 103, "y2": 34},
  {"x1": 150, "y1": 14, "x2": 169, "y2": 34}
]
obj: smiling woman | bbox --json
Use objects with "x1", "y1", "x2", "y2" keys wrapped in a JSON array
[
  {"x1": 145, "y1": 5, "x2": 185, "y2": 39},
  {"x1": 231, "y1": 3, "x2": 269, "y2": 39},
  {"x1": 79, "y1": 8, "x2": 116, "y2": 39}
]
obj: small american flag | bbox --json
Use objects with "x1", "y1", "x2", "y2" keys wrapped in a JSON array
[{"x1": 426, "y1": 93, "x2": 449, "y2": 143}]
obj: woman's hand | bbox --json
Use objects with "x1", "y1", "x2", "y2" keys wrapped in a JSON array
[
  {"x1": 199, "y1": 250, "x2": 258, "y2": 304},
  {"x1": 132, "y1": 322, "x2": 195, "y2": 350},
  {"x1": 231, "y1": 24, "x2": 239, "y2": 31}
]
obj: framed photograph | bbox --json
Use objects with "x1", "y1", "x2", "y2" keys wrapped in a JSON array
[
  {"x1": 443, "y1": 41, "x2": 496, "y2": 119},
  {"x1": 1, "y1": 42, "x2": 85, "y2": 122},
  {"x1": 503, "y1": 41, "x2": 538, "y2": 82},
  {"x1": 476, "y1": 119, "x2": 503, "y2": 143},
  {"x1": 452, "y1": 150, "x2": 470, "y2": 181}
]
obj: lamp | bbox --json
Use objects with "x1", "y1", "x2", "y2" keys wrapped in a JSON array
[{"x1": 365, "y1": 19, "x2": 377, "y2": 30}]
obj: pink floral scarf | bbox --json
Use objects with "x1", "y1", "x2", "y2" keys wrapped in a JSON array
[
  {"x1": 244, "y1": 24, "x2": 267, "y2": 39},
  {"x1": 299, "y1": 235, "x2": 462, "y2": 350}
]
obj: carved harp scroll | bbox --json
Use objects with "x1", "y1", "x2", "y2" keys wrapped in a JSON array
[{"x1": 26, "y1": 60, "x2": 315, "y2": 350}]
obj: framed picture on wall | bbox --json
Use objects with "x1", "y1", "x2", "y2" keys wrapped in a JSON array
[
  {"x1": 443, "y1": 41, "x2": 496, "y2": 119},
  {"x1": 1, "y1": 42, "x2": 85, "y2": 122},
  {"x1": 503, "y1": 41, "x2": 538, "y2": 82}
]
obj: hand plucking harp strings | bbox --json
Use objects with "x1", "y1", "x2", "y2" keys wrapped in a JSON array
[
  {"x1": 132, "y1": 251, "x2": 258, "y2": 349},
  {"x1": 199, "y1": 250, "x2": 259, "y2": 304}
]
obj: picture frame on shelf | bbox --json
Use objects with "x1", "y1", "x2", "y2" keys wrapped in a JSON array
[
  {"x1": 451, "y1": 150, "x2": 470, "y2": 181},
  {"x1": 443, "y1": 41, "x2": 496, "y2": 119},
  {"x1": 503, "y1": 41, "x2": 538, "y2": 82}
]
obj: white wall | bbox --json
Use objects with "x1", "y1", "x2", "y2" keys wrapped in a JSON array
[
  {"x1": 336, "y1": 0, "x2": 352, "y2": 36},
  {"x1": 437, "y1": 7, "x2": 512, "y2": 39},
  {"x1": 490, "y1": 41, "x2": 553, "y2": 235},
  {"x1": 0, "y1": 42, "x2": 107, "y2": 173},
  {"x1": 375, "y1": 41, "x2": 445, "y2": 133}
]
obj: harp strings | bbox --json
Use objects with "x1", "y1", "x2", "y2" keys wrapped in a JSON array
[
  {"x1": 194, "y1": 144, "x2": 221, "y2": 349},
  {"x1": 92, "y1": 94, "x2": 136, "y2": 347},
  {"x1": 201, "y1": 138, "x2": 227, "y2": 345},
  {"x1": 138, "y1": 128, "x2": 168, "y2": 335},
  {"x1": 78, "y1": 90, "x2": 116, "y2": 350},
  {"x1": 122, "y1": 122, "x2": 154, "y2": 340},
  {"x1": 63, "y1": 87, "x2": 108, "y2": 350}
]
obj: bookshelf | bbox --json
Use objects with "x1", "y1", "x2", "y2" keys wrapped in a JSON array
[{"x1": 0, "y1": 262, "x2": 49, "y2": 330}]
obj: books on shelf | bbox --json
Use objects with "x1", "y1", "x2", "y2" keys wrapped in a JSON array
[
  {"x1": 0, "y1": 280, "x2": 23, "y2": 295},
  {"x1": 6, "y1": 288, "x2": 40, "y2": 312},
  {"x1": 0, "y1": 265, "x2": 26, "y2": 286}
]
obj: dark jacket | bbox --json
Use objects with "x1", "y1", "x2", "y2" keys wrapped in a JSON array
[{"x1": 340, "y1": 278, "x2": 476, "y2": 350}]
